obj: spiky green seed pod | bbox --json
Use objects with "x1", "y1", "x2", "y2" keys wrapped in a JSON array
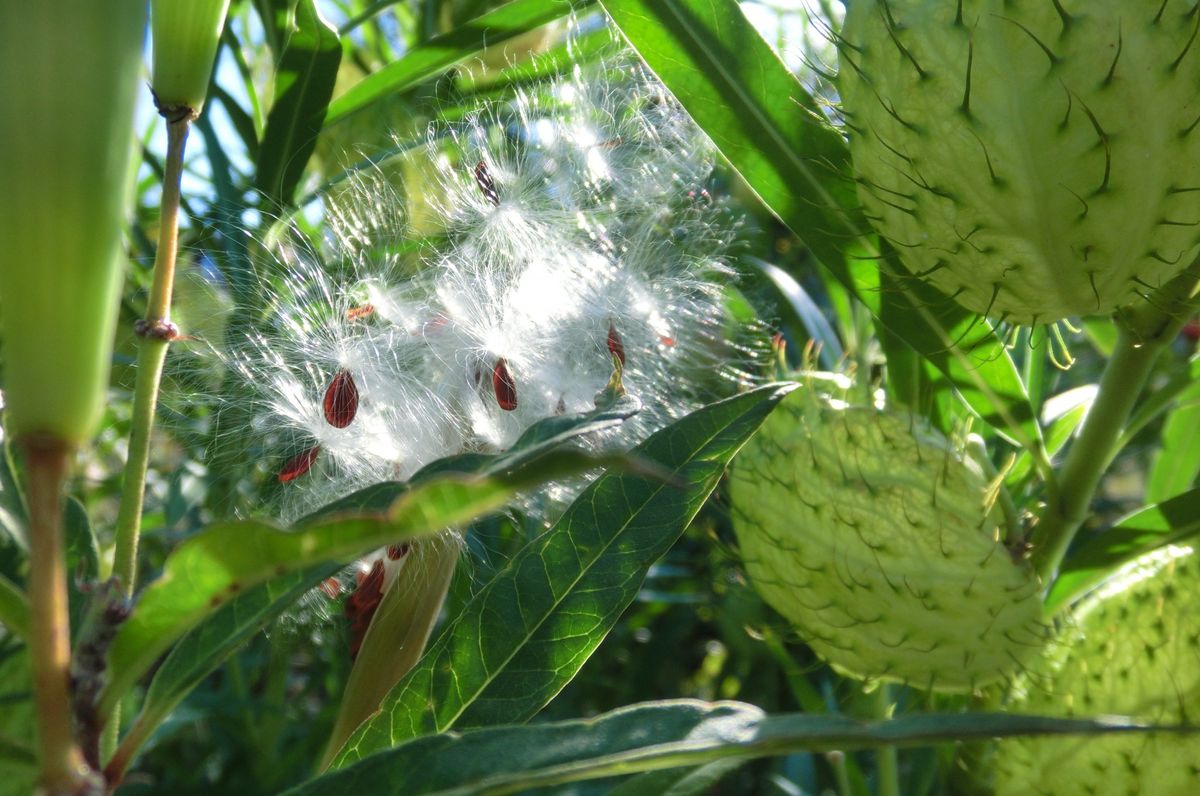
[
  {"x1": 731, "y1": 377, "x2": 1046, "y2": 692},
  {"x1": 151, "y1": 0, "x2": 231, "y2": 114},
  {"x1": 991, "y1": 545, "x2": 1200, "y2": 796},
  {"x1": 839, "y1": 2, "x2": 1200, "y2": 325},
  {"x1": 0, "y1": 1, "x2": 146, "y2": 446}
]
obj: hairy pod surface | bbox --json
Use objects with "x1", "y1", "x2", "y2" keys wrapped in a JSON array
[
  {"x1": 731, "y1": 380, "x2": 1045, "y2": 691},
  {"x1": 992, "y1": 545, "x2": 1200, "y2": 795},
  {"x1": 839, "y1": 1, "x2": 1200, "y2": 324}
]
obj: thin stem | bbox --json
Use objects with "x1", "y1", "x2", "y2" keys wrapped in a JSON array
[
  {"x1": 871, "y1": 685, "x2": 900, "y2": 796},
  {"x1": 23, "y1": 436, "x2": 95, "y2": 793},
  {"x1": 1030, "y1": 259, "x2": 1200, "y2": 582},
  {"x1": 110, "y1": 117, "x2": 189, "y2": 598}
]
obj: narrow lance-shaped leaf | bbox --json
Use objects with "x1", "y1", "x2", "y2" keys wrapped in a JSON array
[
  {"x1": 1044, "y1": 485, "x2": 1200, "y2": 614},
  {"x1": 287, "y1": 700, "x2": 1184, "y2": 796},
  {"x1": 324, "y1": 0, "x2": 588, "y2": 125},
  {"x1": 600, "y1": 0, "x2": 1041, "y2": 450},
  {"x1": 255, "y1": 0, "x2": 341, "y2": 207},
  {"x1": 100, "y1": 446, "x2": 613, "y2": 720},
  {"x1": 330, "y1": 383, "x2": 796, "y2": 768},
  {"x1": 104, "y1": 401, "x2": 642, "y2": 733}
]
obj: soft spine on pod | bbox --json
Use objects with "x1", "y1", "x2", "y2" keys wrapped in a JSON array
[
  {"x1": 991, "y1": 545, "x2": 1200, "y2": 796},
  {"x1": 731, "y1": 378, "x2": 1046, "y2": 692},
  {"x1": 838, "y1": 1, "x2": 1200, "y2": 325}
]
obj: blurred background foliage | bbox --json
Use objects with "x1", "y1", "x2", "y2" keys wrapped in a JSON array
[{"x1": 1, "y1": 1, "x2": 1194, "y2": 793}]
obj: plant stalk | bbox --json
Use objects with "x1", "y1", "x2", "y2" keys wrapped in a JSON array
[
  {"x1": 24, "y1": 436, "x2": 94, "y2": 793},
  {"x1": 1030, "y1": 258, "x2": 1200, "y2": 582},
  {"x1": 110, "y1": 116, "x2": 189, "y2": 599},
  {"x1": 871, "y1": 685, "x2": 900, "y2": 796}
]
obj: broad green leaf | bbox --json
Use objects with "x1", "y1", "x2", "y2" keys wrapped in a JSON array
[
  {"x1": 1044, "y1": 486, "x2": 1200, "y2": 613},
  {"x1": 608, "y1": 759, "x2": 746, "y2": 796},
  {"x1": 600, "y1": 0, "x2": 1040, "y2": 450},
  {"x1": 331, "y1": 384, "x2": 796, "y2": 768},
  {"x1": 255, "y1": 0, "x2": 341, "y2": 207},
  {"x1": 103, "y1": 402, "x2": 640, "y2": 723},
  {"x1": 112, "y1": 565, "x2": 335, "y2": 771},
  {"x1": 324, "y1": 0, "x2": 586, "y2": 125},
  {"x1": 1146, "y1": 379, "x2": 1200, "y2": 503},
  {"x1": 289, "y1": 699, "x2": 1177, "y2": 796},
  {"x1": 0, "y1": 574, "x2": 28, "y2": 641},
  {"x1": 101, "y1": 448, "x2": 606, "y2": 719}
]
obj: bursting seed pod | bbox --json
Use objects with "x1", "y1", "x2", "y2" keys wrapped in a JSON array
[
  {"x1": 839, "y1": 1, "x2": 1200, "y2": 324},
  {"x1": 731, "y1": 375, "x2": 1047, "y2": 692},
  {"x1": 220, "y1": 38, "x2": 745, "y2": 526}
]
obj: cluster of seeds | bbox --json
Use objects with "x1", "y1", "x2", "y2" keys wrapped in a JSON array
[{"x1": 223, "y1": 48, "x2": 742, "y2": 524}]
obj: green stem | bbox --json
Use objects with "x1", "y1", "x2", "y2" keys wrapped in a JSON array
[
  {"x1": 110, "y1": 116, "x2": 189, "y2": 598},
  {"x1": 23, "y1": 437, "x2": 96, "y2": 793},
  {"x1": 871, "y1": 685, "x2": 900, "y2": 796},
  {"x1": 1030, "y1": 259, "x2": 1200, "y2": 582}
]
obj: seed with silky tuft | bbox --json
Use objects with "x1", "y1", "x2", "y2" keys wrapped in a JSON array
[{"x1": 839, "y1": 1, "x2": 1200, "y2": 324}]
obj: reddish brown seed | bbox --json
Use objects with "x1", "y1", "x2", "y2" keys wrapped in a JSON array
[
  {"x1": 492, "y1": 357, "x2": 518, "y2": 411},
  {"x1": 347, "y1": 304, "x2": 375, "y2": 320},
  {"x1": 323, "y1": 369, "x2": 359, "y2": 428},
  {"x1": 319, "y1": 577, "x2": 342, "y2": 599},
  {"x1": 278, "y1": 445, "x2": 321, "y2": 483},
  {"x1": 659, "y1": 335, "x2": 676, "y2": 347},
  {"x1": 386, "y1": 543, "x2": 410, "y2": 561},
  {"x1": 345, "y1": 559, "x2": 386, "y2": 660},
  {"x1": 606, "y1": 322, "x2": 626, "y2": 366},
  {"x1": 474, "y1": 160, "x2": 501, "y2": 206}
]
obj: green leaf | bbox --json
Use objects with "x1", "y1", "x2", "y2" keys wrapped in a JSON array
[
  {"x1": 0, "y1": 574, "x2": 28, "y2": 641},
  {"x1": 101, "y1": 450, "x2": 599, "y2": 720},
  {"x1": 330, "y1": 384, "x2": 796, "y2": 768},
  {"x1": 1146, "y1": 379, "x2": 1200, "y2": 504},
  {"x1": 102, "y1": 402, "x2": 640, "y2": 723},
  {"x1": 1007, "y1": 386, "x2": 1095, "y2": 487},
  {"x1": 1044, "y1": 486, "x2": 1200, "y2": 613},
  {"x1": 112, "y1": 565, "x2": 335, "y2": 771},
  {"x1": 600, "y1": 0, "x2": 1041, "y2": 450},
  {"x1": 287, "y1": 699, "x2": 1180, "y2": 796},
  {"x1": 608, "y1": 759, "x2": 746, "y2": 796},
  {"x1": 255, "y1": 0, "x2": 341, "y2": 207},
  {"x1": 324, "y1": 0, "x2": 585, "y2": 125}
]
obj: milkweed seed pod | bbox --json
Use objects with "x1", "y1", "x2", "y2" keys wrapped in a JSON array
[
  {"x1": 731, "y1": 375, "x2": 1046, "y2": 691},
  {"x1": 151, "y1": 0, "x2": 231, "y2": 114},
  {"x1": 0, "y1": 1, "x2": 145, "y2": 446},
  {"x1": 991, "y1": 545, "x2": 1200, "y2": 796},
  {"x1": 839, "y1": 1, "x2": 1200, "y2": 325}
]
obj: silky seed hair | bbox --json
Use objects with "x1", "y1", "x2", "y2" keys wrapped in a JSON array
[{"x1": 210, "y1": 32, "x2": 758, "y2": 527}]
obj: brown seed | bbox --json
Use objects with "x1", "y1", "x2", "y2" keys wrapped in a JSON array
[
  {"x1": 606, "y1": 322, "x2": 626, "y2": 366},
  {"x1": 278, "y1": 445, "x2": 321, "y2": 482},
  {"x1": 386, "y1": 543, "x2": 410, "y2": 561},
  {"x1": 344, "y1": 559, "x2": 386, "y2": 660},
  {"x1": 492, "y1": 357, "x2": 518, "y2": 411},
  {"x1": 323, "y1": 369, "x2": 359, "y2": 428},
  {"x1": 346, "y1": 303, "x2": 375, "y2": 320},
  {"x1": 474, "y1": 160, "x2": 501, "y2": 206}
]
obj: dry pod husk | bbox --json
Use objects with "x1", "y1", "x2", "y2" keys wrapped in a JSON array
[
  {"x1": 731, "y1": 376, "x2": 1046, "y2": 691},
  {"x1": 839, "y1": 1, "x2": 1200, "y2": 324},
  {"x1": 991, "y1": 545, "x2": 1200, "y2": 796}
]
